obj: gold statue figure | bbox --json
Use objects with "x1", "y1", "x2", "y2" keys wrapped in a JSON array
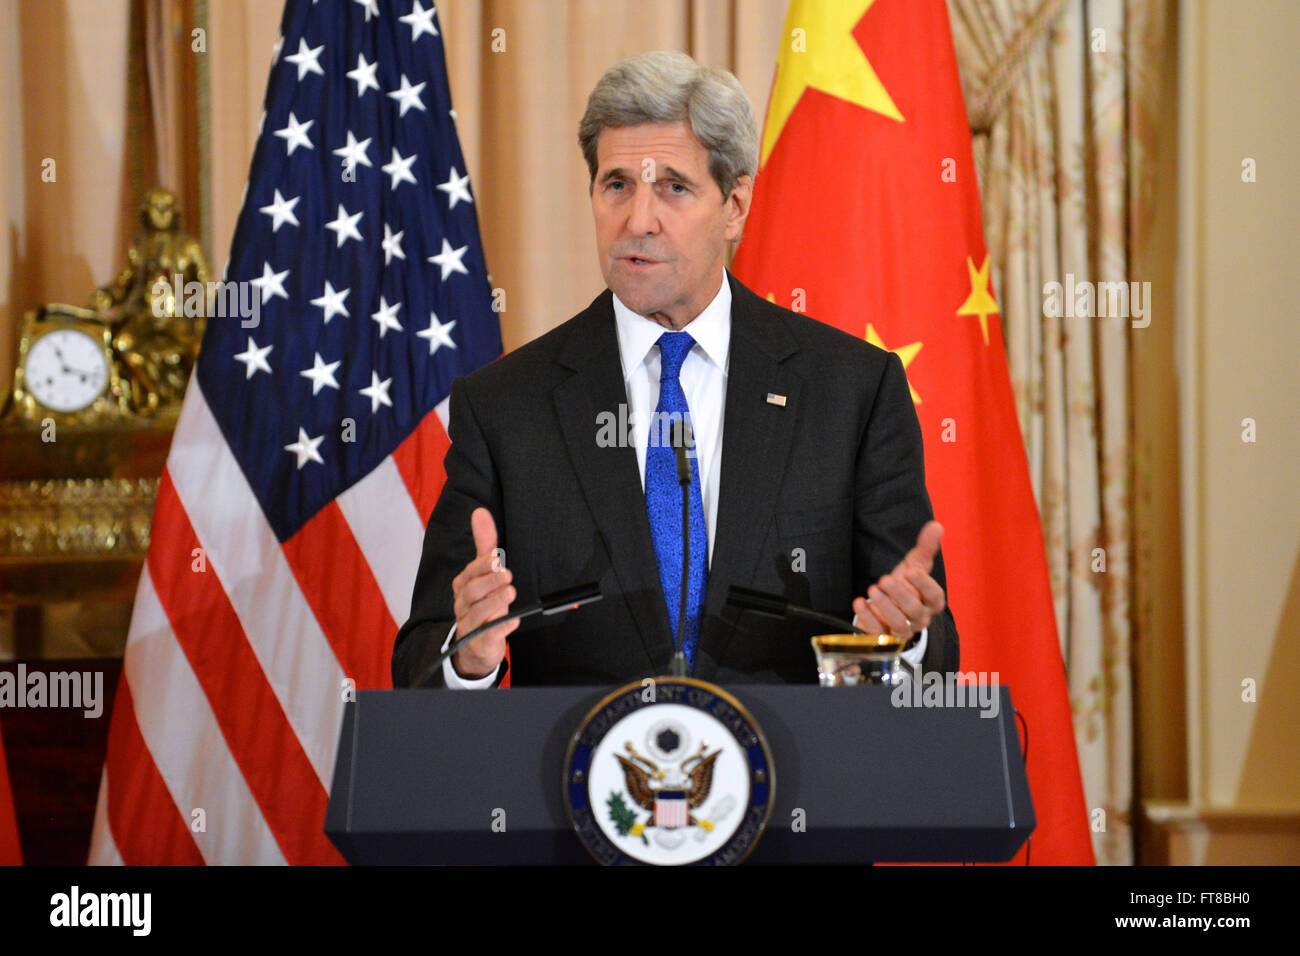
[{"x1": 91, "y1": 189, "x2": 209, "y2": 414}]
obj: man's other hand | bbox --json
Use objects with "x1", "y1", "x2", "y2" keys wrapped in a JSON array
[
  {"x1": 852, "y1": 521, "x2": 947, "y2": 640},
  {"x1": 450, "y1": 507, "x2": 518, "y2": 679}
]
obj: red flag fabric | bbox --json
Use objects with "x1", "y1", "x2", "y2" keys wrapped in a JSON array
[
  {"x1": 0, "y1": 721, "x2": 21, "y2": 864},
  {"x1": 732, "y1": 0, "x2": 1093, "y2": 864}
]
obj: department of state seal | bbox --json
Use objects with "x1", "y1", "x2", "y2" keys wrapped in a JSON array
[{"x1": 564, "y1": 677, "x2": 774, "y2": 866}]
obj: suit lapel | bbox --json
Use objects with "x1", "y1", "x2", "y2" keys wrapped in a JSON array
[
  {"x1": 552, "y1": 295, "x2": 675, "y2": 669},
  {"x1": 696, "y1": 275, "x2": 803, "y2": 678}
]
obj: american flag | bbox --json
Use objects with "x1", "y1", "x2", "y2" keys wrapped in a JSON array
[{"x1": 89, "y1": 0, "x2": 501, "y2": 864}]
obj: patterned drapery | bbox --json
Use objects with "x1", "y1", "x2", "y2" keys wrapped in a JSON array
[{"x1": 949, "y1": 0, "x2": 1170, "y2": 865}]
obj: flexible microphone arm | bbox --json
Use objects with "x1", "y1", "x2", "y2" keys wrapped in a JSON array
[
  {"x1": 725, "y1": 584, "x2": 919, "y2": 680},
  {"x1": 416, "y1": 581, "x2": 603, "y2": 687},
  {"x1": 725, "y1": 584, "x2": 869, "y2": 636}
]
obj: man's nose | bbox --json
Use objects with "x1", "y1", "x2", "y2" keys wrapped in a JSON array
[{"x1": 626, "y1": 182, "x2": 660, "y2": 236}]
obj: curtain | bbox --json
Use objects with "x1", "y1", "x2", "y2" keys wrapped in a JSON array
[{"x1": 949, "y1": 0, "x2": 1170, "y2": 865}]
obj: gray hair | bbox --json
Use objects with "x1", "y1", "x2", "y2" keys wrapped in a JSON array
[{"x1": 578, "y1": 51, "x2": 758, "y2": 199}]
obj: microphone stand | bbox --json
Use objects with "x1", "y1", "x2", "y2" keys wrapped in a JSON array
[
  {"x1": 669, "y1": 421, "x2": 692, "y2": 677},
  {"x1": 415, "y1": 581, "x2": 602, "y2": 688},
  {"x1": 724, "y1": 585, "x2": 918, "y2": 682}
]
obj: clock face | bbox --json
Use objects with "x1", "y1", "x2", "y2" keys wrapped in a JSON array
[{"x1": 24, "y1": 327, "x2": 110, "y2": 413}]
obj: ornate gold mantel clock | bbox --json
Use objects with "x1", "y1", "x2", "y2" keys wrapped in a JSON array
[
  {"x1": 9, "y1": 305, "x2": 132, "y2": 426},
  {"x1": 6, "y1": 188, "x2": 209, "y2": 426},
  {"x1": 1, "y1": 189, "x2": 209, "y2": 657}
]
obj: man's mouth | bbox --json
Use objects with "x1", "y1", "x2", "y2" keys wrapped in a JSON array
[{"x1": 622, "y1": 255, "x2": 660, "y2": 267}]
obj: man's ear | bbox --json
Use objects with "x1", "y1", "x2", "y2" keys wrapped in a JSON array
[{"x1": 724, "y1": 174, "x2": 754, "y2": 242}]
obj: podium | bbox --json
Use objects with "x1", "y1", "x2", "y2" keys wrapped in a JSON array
[{"x1": 325, "y1": 684, "x2": 1034, "y2": 864}]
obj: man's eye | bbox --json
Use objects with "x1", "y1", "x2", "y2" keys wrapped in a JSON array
[{"x1": 665, "y1": 182, "x2": 686, "y2": 194}]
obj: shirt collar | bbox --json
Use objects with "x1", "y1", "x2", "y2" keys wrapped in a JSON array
[{"x1": 612, "y1": 269, "x2": 732, "y2": 383}]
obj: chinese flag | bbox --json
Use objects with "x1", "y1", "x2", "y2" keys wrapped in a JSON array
[
  {"x1": 732, "y1": 0, "x2": 1093, "y2": 864},
  {"x1": 0, "y1": 721, "x2": 20, "y2": 865}
]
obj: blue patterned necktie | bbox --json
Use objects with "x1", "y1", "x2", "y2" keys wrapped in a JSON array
[{"x1": 645, "y1": 331, "x2": 708, "y2": 672}]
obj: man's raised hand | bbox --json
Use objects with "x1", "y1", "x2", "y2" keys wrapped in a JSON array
[
  {"x1": 851, "y1": 521, "x2": 947, "y2": 640},
  {"x1": 450, "y1": 507, "x2": 518, "y2": 679}
]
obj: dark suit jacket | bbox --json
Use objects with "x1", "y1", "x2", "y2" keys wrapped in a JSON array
[{"x1": 392, "y1": 271, "x2": 959, "y2": 687}]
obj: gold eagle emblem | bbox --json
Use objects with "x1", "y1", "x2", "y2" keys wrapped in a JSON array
[{"x1": 614, "y1": 741, "x2": 720, "y2": 830}]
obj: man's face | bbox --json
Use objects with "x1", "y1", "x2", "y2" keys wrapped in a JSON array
[{"x1": 591, "y1": 121, "x2": 752, "y2": 329}]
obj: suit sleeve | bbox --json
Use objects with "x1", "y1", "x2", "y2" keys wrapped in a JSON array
[
  {"x1": 391, "y1": 376, "x2": 509, "y2": 688},
  {"x1": 852, "y1": 352, "x2": 960, "y2": 673}
]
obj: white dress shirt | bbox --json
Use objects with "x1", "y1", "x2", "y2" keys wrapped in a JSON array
[
  {"x1": 443, "y1": 270, "x2": 927, "y2": 687},
  {"x1": 612, "y1": 268, "x2": 731, "y2": 565}
]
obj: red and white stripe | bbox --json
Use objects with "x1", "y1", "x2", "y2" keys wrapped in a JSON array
[
  {"x1": 89, "y1": 378, "x2": 452, "y2": 865},
  {"x1": 654, "y1": 794, "x2": 689, "y2": 830}
]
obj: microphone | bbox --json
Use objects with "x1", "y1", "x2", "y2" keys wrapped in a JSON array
[
  {"x1": 672, "y1": 419, "x2": 692, "y2": 485},
  {"x1": 416, "y1": 581, "x2": 603, "y2": 687},
  {"x1": 725, "y1": 584, "x2": 868, "y2": 635},
  {"x1": 668, "y1": 419, "x2": 692, "y2": 677},
  {"x1": 725, "y1": 585, "x2": 917, "y2": 681}
]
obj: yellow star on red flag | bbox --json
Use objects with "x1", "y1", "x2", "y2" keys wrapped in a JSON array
[
  {"x1": 864, "y1": 324, "x2": 922, "y2": 404},
  {"x1": 760, "y1": 0, "x2": 904, "y2": 167},
  {"x1": 955, "y1": 254, "x2": 999, "y2": 345}
]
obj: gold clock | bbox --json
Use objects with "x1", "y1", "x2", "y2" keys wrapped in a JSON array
[{"x1": 8, "y1": 305, "x2": 131, "y2": 425}]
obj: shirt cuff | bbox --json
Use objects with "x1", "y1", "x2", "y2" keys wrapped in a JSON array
[
  {"x1": 439, "y1": 622, "x2": 501, "y2": 689},
  {"x1": 900, "y1": 627, "x2": 928, "y2": 670}
]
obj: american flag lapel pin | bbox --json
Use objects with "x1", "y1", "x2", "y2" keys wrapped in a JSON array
[{"x1": 766, "y1": 393, "x2": 787, "y2": 407}]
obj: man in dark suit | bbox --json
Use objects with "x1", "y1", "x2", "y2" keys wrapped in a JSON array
[{"x1": 392, "y1": 52, "x2": 957, "y2": 688}]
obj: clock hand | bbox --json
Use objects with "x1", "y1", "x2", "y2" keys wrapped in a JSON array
[{"x1": 49, "y1": 346, "x2": 100, "y2": 380}]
